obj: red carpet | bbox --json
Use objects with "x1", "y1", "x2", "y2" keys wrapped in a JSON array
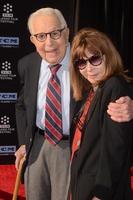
[
  {"x1": 0, "y1": 165, "x2": 133, "y2": 200},
  {"x1": 0, "y1": 165, "x2": 25, "y2": 200}
]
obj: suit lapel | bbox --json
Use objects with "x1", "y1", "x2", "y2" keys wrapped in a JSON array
[
  {"x1": 29, "y1": 53, "x2": 42, "y2": 127},
  {"x1": 70, "y1": 90, "x2": 89, "y2": 128},
  {"x1": 70, "y1": 90, "x2": 76, "y2": 124},
  {"x1": 86, "y1": 87, "x2": 102, "y2": 123}
]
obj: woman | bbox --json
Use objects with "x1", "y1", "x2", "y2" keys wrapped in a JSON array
[{"x1": 69, "y1": 28, "x2": 133, "y2": 200}]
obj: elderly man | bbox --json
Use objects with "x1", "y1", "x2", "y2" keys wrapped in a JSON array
[{"x1": 15, "y1": 7, "x2": 133, "y2": 200}]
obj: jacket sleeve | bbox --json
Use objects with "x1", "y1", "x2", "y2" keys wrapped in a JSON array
[
  {"x1": 15, "y1": 59, "x2": 27, "y2": 146},
  {"x1": 92, "y1": 77, "x2": 133, "y2": 199}
]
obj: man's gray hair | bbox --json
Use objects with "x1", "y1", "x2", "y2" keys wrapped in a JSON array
[{"x1": 27, "y1": 7, "x2": 67, "y2": 34}]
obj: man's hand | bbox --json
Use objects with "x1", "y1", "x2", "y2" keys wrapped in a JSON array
[
  {"x1": 92, "y1": 197, "x2": 101, "y2": 200},
  {"x1": 15, "y1": 145, "x2": 26, "y2": 170},
  {"x1": 107, "y1": 96, "x2": 133, "y2": 122}
]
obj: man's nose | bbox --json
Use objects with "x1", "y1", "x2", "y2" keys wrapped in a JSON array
[{"x1": 45, "y1": 34, "x2": 54, "y2": 45}]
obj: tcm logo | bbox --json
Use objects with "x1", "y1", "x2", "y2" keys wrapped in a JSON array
[
  {"x1": 0, "y1": 116, "x2": 10, "y2": 128},
  {"x1": 0, "y1": 146, "x2": 16, "y2": 154},
  {"x1": 2, "y1": 3, "x2": 13, "y2": 18},
  {"x1": 1, "y1": 61, "x2": 12, "y2": 74},
  {"x1": 0, "y1": 3, "x2": 18, "y2": 24},
  {"x1": 0, "y1": 61, "x2": 16, "y2": 80},
  {"x1": 0, "y1": 37, "x2": 19, "y2": 45},
  {"x1": 0, "y1": 93, "x2": 17, "y2": 100}
]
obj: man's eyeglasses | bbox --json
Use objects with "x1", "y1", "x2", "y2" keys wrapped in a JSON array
[
  {"x1": 32, "y1": 27, "x2": 66, "y2": 42},
  {"x1": 74, "y1": 54, "x2": 103, "y2": 70}
]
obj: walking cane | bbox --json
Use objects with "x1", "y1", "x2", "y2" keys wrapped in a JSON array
[{"x1": 12, "y1": 156, "x2": 25, "y2": 200}]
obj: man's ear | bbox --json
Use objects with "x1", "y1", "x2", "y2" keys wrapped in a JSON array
[
  {"x1": 66, "y1": 28, "x2": 70, "y2": 41},
  {"x1": 30, "y1": 35, "x2": 35, "y2": 44}
]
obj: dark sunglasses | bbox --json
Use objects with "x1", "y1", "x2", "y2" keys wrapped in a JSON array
[{"x1": 74, "y1": 54, "x2": 103, "y2": 70}]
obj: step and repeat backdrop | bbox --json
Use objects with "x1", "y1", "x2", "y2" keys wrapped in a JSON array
[
  {"x1": 0, "y1": 0, "x2": 75, "y2": 163},
  {"x1": 0, "y1": 0, "x2": 132, "y2": 163},
  {"x1": 0, "y1": 1, "x2": 22, "y2": 159}
]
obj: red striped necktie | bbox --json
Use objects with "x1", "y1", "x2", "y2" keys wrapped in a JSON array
[{"x1": 45, "y1": 64, "x2": 63, "y2": 145}]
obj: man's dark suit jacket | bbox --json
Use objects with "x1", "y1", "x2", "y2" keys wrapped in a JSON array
[
  {"x1": 16, "y1": 52, "x2": 42, "y2": 153},
  {"x1": 70, "y1": 76, "x2": 133, "y2": 200},
  {"x1": 16, "y1": 51, "x2": 71, "y2": 182}
]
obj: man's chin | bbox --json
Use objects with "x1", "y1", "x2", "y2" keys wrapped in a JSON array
[{"x1": 45, "y1": 57, "x2": 61, "y2": 65}]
